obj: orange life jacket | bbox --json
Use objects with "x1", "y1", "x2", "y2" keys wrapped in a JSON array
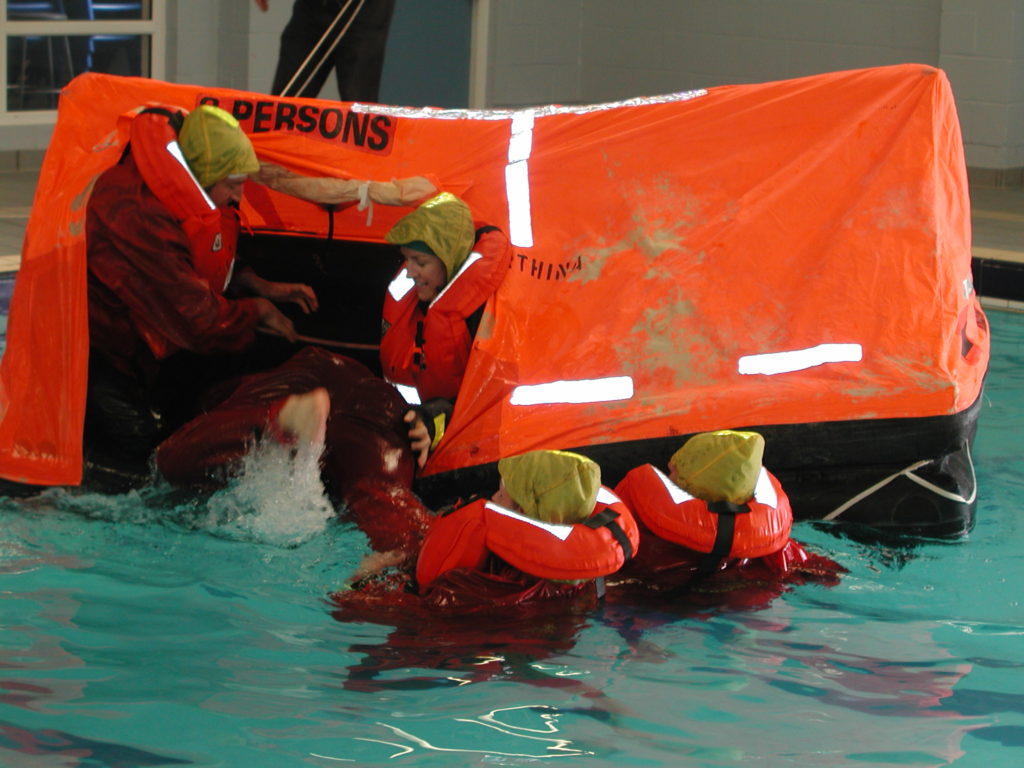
[
  {"x1": 380, "y1": 225, "x2": 511, "y2": 402},
  {"x1": 614, "y1": 464, "x2": 792, "y2": 560},
  {"x1": 128, "y1": 106, "x2": 238, "y2": 293},
  {"x1": 416, "y1": 487, "x2": 640, "y2": 587}
]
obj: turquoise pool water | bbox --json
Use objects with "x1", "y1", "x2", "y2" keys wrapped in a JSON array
[{"x1": 0, "y1": 309, "x2": 1022, "y2": 767}]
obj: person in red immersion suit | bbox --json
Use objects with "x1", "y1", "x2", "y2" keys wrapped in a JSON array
[
  {"x1": 85, "y1": 104, "x2": 317, "y2": 474},
  {"x1": 379, "y1": 192, "x2": 512, "y2": 468},
  {"x1": 612, "y1": 430, "x2": 844, "y2": 599},
  {"x1": 335, "y1": 450, "x2": 640, "y2": 618},
  {"x1": 156, "y1": 345, "x2": 432, "y2": 553}
]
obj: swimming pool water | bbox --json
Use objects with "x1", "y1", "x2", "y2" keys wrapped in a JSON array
[{"x1": 0, "y1": 309, "x2": 1022, "y2": 767}]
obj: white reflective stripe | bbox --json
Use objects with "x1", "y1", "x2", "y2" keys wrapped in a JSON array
[
  {"x1": 738, "y1": 343, "x2": 862, "y2": 375},
  {"x1": 390, "y1": 382, "x2": 421, "y2": 405},
  {"x1": 505, "y1": 161, "x2": 533, "y2": 248},
  {"x1": 652, "y1": 466, "x2": 695, "y2": 504},
  {"x1": 596, "y1": 486, "x2": 619, "y2": 505},
  {"x1": 486, "y1": 501, "x2": 574, "y2": 541},
  {"x1": 506, "y1": 110, "x2": 535, "y2": 248},
  {"x1": 508, "y1": 111, "x2": 534, "y2": 162},
  {"x1": 431, "y1": 251, "x2": 483, "y2": 306},
  {"x1": 654, "y1": 465, "x2": 775, "y2": 508},
  {"x1": 222, "y1": 259, "x2": 235, "y2": 293},
  {"x1": 387, "y1": 268, "x2": 415, "y2": 301},
  {"x1": 510, "y1": 376, "x2": 634, "y2": 406},
  {"x1": 165, "y1": 140, "x2": 216, "y2": 210},
  {"x1": 752, "y1": 467, "x2": 777, "y2": 508}
]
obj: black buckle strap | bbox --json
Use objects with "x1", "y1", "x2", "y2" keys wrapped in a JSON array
[
  {"x1": 138, "y1": 105, "x2": 184, "y2": 132},
  {"x1": 695, "y1": 500, "x2": 751, "y2": 577},
  {"x1": 583, "y1": 508, "x2": 634, "y2": 562},
  {"x1": 412, "y1": 320, "x2": 426, "y2": 370}
]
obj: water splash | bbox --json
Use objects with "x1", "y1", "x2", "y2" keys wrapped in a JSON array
[
  {"x1": 12, "y1": 437, "x2": 338, "y2": 549},
  {"x1": 202, "y1": 437, "x2": 335, "y2": 547}
]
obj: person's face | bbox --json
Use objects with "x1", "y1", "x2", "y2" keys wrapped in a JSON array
[
  {"x1": 401, "y1": 246, "x2": 448, "y2": 302},
  {"x1": 668, "y1": 463, "x2": 681, "y2": 486},
  {"x1": 491, "y1": 480, "x2": 519, "y2": 511},
  {"x1": 207, "y1": 176, "x2": 246, "y2": 208}
]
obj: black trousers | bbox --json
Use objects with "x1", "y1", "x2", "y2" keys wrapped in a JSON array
[{"x1": 271, "y1": 0, "x2": 396, "y2": 101}]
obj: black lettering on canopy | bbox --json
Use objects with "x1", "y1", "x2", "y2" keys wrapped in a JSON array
[
  {"x1": 297, "y1": 105, "x2": 318, "y2": 133},
  {"x1": 230, "y1": 100, "x2": 254, "y2": 122},
  {"x1": 342, "y1": 111, "x2": 368, "y2": 146},
  {"x1": 319, "y1": 108, "x2": 343, "y2": 139},
  {"x1": 194, "y1": 95, "x2": 396, "y2": 155},
  {"x1": 274, "y1": 102, "x2": 298, "y2": 131},
  {"x1": 252, "y1": 100, "x2": 275, "y2": 132},
  {"x1": 368, "y1": 115, "x2": 392, "y2": 151}
]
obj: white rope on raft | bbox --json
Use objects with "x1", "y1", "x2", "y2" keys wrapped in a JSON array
[
  {"x1": 258, "y1": 327, "x2": 380, "y2": 352},
  {"x1": 822, "y1": 441, "x2": 977, "y2": 521}
]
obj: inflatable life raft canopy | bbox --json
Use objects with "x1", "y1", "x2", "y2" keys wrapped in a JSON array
[{"x1": 0, "y1": 65, "x2": 988, "y2": 536}]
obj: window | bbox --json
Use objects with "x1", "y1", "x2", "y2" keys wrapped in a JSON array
[{"x1": 1, "y1": 0, "x2": 164, "y2": 124}]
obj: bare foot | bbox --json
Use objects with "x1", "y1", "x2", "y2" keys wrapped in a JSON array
[{"x1": 276, "y1": 387, "x2": 330, "y2": 446}]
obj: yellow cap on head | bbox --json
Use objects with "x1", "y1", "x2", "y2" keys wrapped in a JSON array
[
  {"x1": 498, "y1": 450, "x2": 600, "y2": 525},
  {"x1": 178, "y1": 105, "x2": 259, "y2": 188},
  {"x1": 669, "y1": 430, "x2": 765, "y2": 504},
  {"x1": 385, "y1": 192, "x2": 475, "y2": 281}
]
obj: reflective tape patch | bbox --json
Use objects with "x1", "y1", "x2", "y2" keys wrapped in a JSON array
[
  {"x1": 738, "y1": 343, "x2": 862, "y2": 375},
  {"x1": 166, "y1": 140, "x2": 216, "y2": 210},
  {"x1": 387, "y1": 268, "x2": 415, "y2": 301},
  {"x1": 511, "y1": 376, "x2": 634, "y2": 405},
  {"x1": 486, "y1": 501, "x2": 574, "y2": 541}
]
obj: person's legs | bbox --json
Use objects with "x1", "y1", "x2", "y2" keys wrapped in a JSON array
[
  {"x1": 84, "y1": 352, "x2": 162, "y2": 467},
  {"x1": 331, "y1": 0, "x2": 395, "y2": 102},
  {"x1": 156, "y1": 346, "x2": 431, "y2": 550},
  {"x1": 272, "y1": 0, "x2": 340, "y2": 97},
  {"x1": 155, "y1": 348, "x2": 334, "y2": 488}
]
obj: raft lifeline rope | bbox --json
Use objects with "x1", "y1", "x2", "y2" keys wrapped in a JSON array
[
  {"x1": 821, "y1": 441, "x2": 977, "y2": 521},
  {"x1": 356, "y1": 180, "x2": 373, "y2": 226},
  {"x1": 279, "y1": 0, "x2": 368, "y2": 99}
]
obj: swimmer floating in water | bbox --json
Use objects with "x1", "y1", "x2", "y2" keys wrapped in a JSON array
[
  {"x1": 612, "y1": 430, "x2": 844, "y2": 595},
  {"x1": 341, "y1": 450, "x2": 639, "y2": 616}
]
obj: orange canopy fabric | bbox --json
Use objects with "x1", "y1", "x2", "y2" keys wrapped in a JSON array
[{"x1": 0, "y1": 64, "x2": 987, "y2": 486}]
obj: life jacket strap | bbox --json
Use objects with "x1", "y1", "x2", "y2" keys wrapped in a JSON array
[
  {"x1": 695, "y1": 500, "x2": 751, "y2": 577},
  {"x1": 413, "y1": 320, "x2": 426, "y2": 370},
  {"x1": 138, "y1": 105, "x2": 184, "y2": 132},
  {"x1": 583, "y1": 508, "x2": 634, "y2": 562}
]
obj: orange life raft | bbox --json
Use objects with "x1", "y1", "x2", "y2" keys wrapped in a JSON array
[{"x1": 0, "y1": 65, "x2": 988, "y2": 537}]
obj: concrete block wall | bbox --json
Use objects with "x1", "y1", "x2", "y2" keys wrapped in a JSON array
[
  {"x1": 485, "y1": 0, "x2": 1024, "y2": 177},
  {"x1": 487, "y1": 0, "x2": 942, "y2": 105},
  {"x1": 166, "y1": 0, "x2": 288, "y2": 99},
  {"x1": 3, "y1": 0, "x2": 1021, "y2": 178},
  {"x1": 939, "y1": 0, "x2": 1024, "y2": 180}
]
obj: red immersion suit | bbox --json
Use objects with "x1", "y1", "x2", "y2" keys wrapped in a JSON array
[{"x1": 156, "y1": 346, "x2": 431, "y2": 553}]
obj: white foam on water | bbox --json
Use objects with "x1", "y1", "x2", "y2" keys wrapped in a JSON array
[{"x1": 203, "y1": 437, "x2": 335, "y2": 547}]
